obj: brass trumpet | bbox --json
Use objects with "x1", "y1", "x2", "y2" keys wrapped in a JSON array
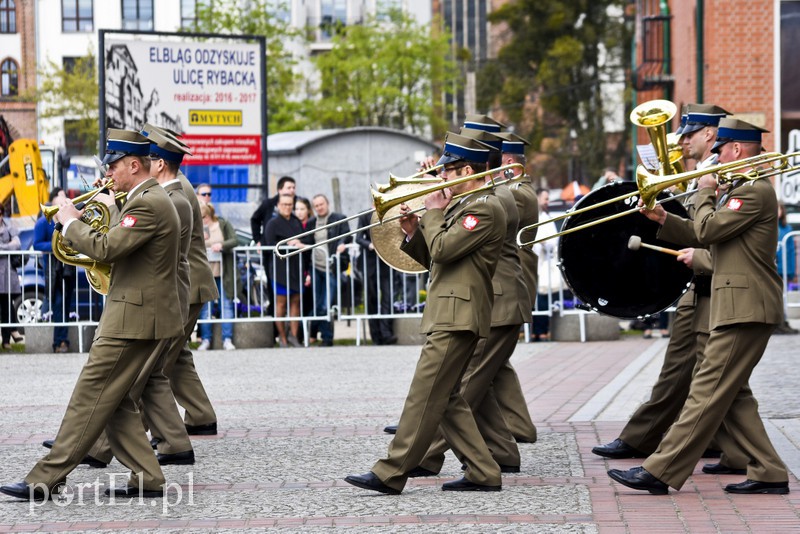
[{"x1": 516, "y1": 151, "x2": 800, "y2": 247}]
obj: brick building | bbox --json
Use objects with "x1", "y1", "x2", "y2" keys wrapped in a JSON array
[
  {"x1": 0, "y1": 0, "x2": 37, "y2": 140},
  {"x1": 633, "y1": 0, "x2": 798, "y2": 154}
]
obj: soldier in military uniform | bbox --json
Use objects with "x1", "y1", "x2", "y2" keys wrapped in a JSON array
[
  {"x1": 495, "y1": 129, "x2": 539, "y2": 444},
  {"x1": 345, "y1": 133, "x2": 506, "y2": 494},
  {"x1": 382, "y1": 121, "x2": 539, "y2": 445},
  {"x1": 0, "y1": 130, "x2": 183, "y2": 501},
  {"x1": 77, "y1": 129, "x2": 197, "y2": 468},
  {"x1": 608, "y1": 119, "x2": 790, "y2": 495},
  {"x1": 140, "y1": 124, "x2": 220, "y2": 439},
  {"x1": 594, "y1": 104, "x2": 751, "y2": 474},
  {"x1": 407, "y1": 127, "x2": 529, "y2": 475}
]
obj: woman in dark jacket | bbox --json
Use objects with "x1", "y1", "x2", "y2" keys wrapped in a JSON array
[
  {"x1": 265, "y1": 194, "x2": 308, "y2": 347},
  {"x1": 294, "y1": 197, "x2": 316, "y2": 342}
]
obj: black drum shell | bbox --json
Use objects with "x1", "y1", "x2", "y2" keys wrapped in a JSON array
[{"x1": 557, "y1": 181, "x2": 693, "y2": 319}]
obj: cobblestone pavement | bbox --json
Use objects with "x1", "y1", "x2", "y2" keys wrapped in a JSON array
[{"x1": 0, "y1": 322, "x2": 799, "y2": 532}]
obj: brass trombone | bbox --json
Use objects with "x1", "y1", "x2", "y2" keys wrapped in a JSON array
[
  {"x1": 270, "y1": 167, "x2": 445, "y2": 253},
  {"x1": 516, "y1": 151, "x2": 800, "y2": 247},
  {"x1": 273, "y1": 163, "x2": 524, "y2": 259},
  {"x1": 373, "y1": 165, "x2": 443, "y2": 193}
]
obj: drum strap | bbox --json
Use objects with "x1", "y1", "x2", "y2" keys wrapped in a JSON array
[{"x1": 693, "y1": 275, "x2": 712, "y2": 298}]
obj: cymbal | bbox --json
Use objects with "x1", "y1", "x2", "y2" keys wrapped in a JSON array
[{"x1": 370, "y1": 188, "x2": 427, "y2": 274}]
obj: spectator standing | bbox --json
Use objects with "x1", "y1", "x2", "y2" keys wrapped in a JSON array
[
  {"x1": 777, "y1": 201, "x2": 796, "y2": 283},
  {"x1": 195, "y1": 183, "x2": 213, "y2": 208},
  {"x1": 250, "y1": 177, "x2": 297, "y2": 319},
  {"x1": 0, "y1": 203, "x2": 21, "y2": 349},
  {"x1": 354, "y1": 207, "x2": 397, "y2": 345},
  {"x1": 308, "y1": 194, "x2": 350, "y2": 347},
  {"x1": 33, "y1": 188, "x2": 76, "y2": 353},
  {"x1": 265, "y1": 194, "x2": 306, "y2": 347},
  {"x1": 197, "y1": 202, "x2": 238, "y2": 351},
  {"x1": 776, "y1": 201, "x2": 798, "y2": 335},
  {"x1": 250, "y1": 176, "x2": 296, "y2": 245},
  {"x1": 294, "y1": 197, "x2": 316, "y2": 341},
  {"x1": 532, "y1": 188, "x2": 559, "y2": 341},
  {"x1": 592, "y1": 167, "x2": 621, "y2": 191}
]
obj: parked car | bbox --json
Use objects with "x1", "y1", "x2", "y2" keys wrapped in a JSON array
[{"x1": 14, "y1": 258, "x2": 104, "y2": 325}]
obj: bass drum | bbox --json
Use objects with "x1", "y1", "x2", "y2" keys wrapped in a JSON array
[{"x1": 557, "y1": 181, "x2": 692, "y2": 319}]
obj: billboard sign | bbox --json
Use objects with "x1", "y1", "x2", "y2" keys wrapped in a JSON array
[{"x1": 100, "y1": 32, "x2": 265, "y2": 167}]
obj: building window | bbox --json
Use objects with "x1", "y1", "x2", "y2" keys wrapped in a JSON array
[
  {"x1": 320, "y1": 0, "x2": 347, "y2": 40},
  {"x1": 181, "y1": 0, "x2": 207, "y2": 29},
  {"x1": 64, "y1": 119, "x2": 95, "y2": 156},
  {"x1": 63, "y1": 55, "x2": 94, "y2": 75},
  {"x1": 62, "y1": 0, "x2": 93, "y2": 32},
  {"x1": 0, "y1": 0, "x2": 16, "y2": 33},
  {"x1": 1, "y1": 58, "x2": 18, "y2": 97},
  {"x1": 121, "y1": 0, "x2": 153, "y2": 31}
]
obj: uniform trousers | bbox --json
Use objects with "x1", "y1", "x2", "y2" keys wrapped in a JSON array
[
  {"x1": 419, "y1": 324, "x2": 521, "y2": 472},
  {"x1": 643, "y1": 323, "x2": 788, "y2": 489},
  {"x1": 158, "y1": 302, "x2": 217, "y2": 428},
  {"x1": 88, "y1": 333, "x2": 193, "y2": 462},
  {"x1": 25, "y1": 337, "x2": 168, "y2": 492},
  {"x1": 620, "y1": 296, "x2": 705, "y2": 454},
  {"x1": 619, "y1": 294, "x2": 749, "y2": 468},
  {"x1": 371, "y1": 330, "x2": 502, "y2": 492},
  {"x1": 493, "y1": 360, "x2": 537, "y2": 442}
]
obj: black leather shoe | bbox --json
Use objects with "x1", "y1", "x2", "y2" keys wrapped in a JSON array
[
  {"x1": 592, "y1": 438, "x2": 648, "y2": 459},
  {"x1": 702, "y1": 463, "x2": 747, "y2": 475},
  {"x1": 460, "y1": 463, "x2": 520, "y2": 473},
  {"x1": 724, "y1": 479, "x2": 789, "y2": 494},
  {"x1": 383, "y1": 424, "x2": 398, "y2": 435},
  {"x1": 82, "y1": 455, "x2": 109, "y2": 468},
  {"x1": 157, "y1": 450, "x2": 195, "y2": 465},
  {"x1": 42, "y1": 438, "x2": 108, "y2": 468},
  {"x1": 607, "y1": 466, "x2": 668, "y2": 495},
  {"x1": 150, "y1": 437, "x2": 161, "y2": 450},
  {"x1": 406, "y1": 466, "x2": 438, "y2": 478},
  {"x1": 442, "y1": 477, "x2": 501, "y2": 492},
  {"x1": 0, "y1": 481, "x2": 50, "y2": 501},
  {"x1": 343, "y1": 472, "x2": 401, "y2": 495},
  {"x1": 185, "y1": 422, "x2": 217, "y2": 436},
  {"x1": 383, "y1": 335, "x2": 398, "y2": 345},
  {"x1": 104, "y1": 485, "x2": 164, "y2": 498},
  {"x1": 702, "y1": 448, "x2": 722, "y2": 458}
]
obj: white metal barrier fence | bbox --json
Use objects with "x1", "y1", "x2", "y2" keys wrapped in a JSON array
[
  {"x1": 1, "y1": 243, "x2": 617, "y2": 349},
  {"x1": 780, "y1": 230, "x2": 800, "y2": 317}
]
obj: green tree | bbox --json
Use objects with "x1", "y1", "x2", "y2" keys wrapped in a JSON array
[
  {"x1": 310, "y1": 9, "x2": 458, "y2": 138},
  {"x1": 189, "y1": 0, "x2": 310, "y2": 133},
  {"x1": 481, "y1": 1, "x2": 630, "y2": 184},
  {"x1": 36, "y1": 53, "x2": 99, "y2": 155}
]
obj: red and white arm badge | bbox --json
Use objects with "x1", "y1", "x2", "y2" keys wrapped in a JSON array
[
  {"x1": 726, "y1": 198, "x2": 743, "y2": 211},
  {"x1": 120, "y1": 215, "x2": 138, "y2": 228},
  {"x1": 462, "y1": 214, "x2": 480, "y2": 230}
]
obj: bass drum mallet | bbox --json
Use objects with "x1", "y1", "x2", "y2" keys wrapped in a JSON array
[{"x1": 627, "y1": 235, "x2": 682, "y2": 257}]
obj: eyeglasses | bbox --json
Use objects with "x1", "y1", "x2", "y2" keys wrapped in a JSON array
[
  {"x1": 199, "y1": 192, "x2": 212, "y2": 197},
  {"x1": 442, "y1": 163, "x2": 466, "y2": 174}
]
